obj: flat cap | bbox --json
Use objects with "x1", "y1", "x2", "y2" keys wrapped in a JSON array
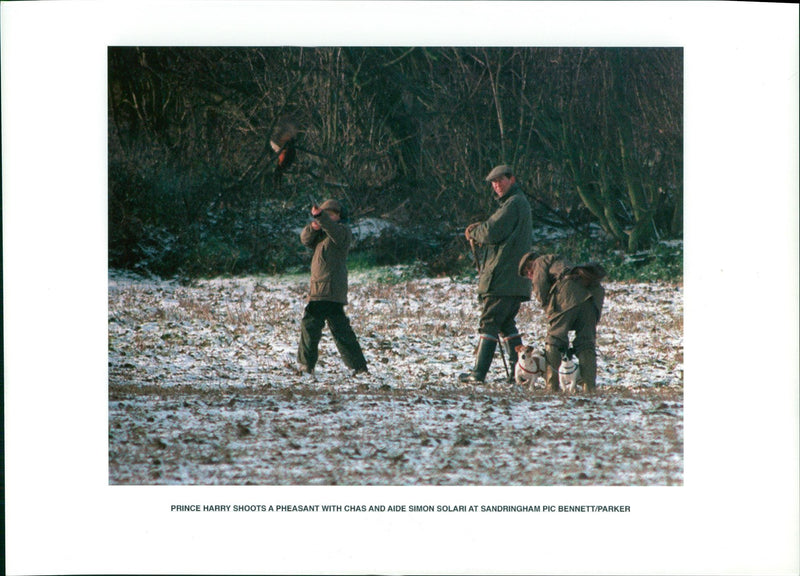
[
  {"x1": 319, "y1": 199, "x2": 342, "y2": 213},
  {"x1": 485, "y1": 164, "x2": 513, "y2": 182}
]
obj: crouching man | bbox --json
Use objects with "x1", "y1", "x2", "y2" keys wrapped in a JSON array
[
  {"x1": 297, "y1": 199, "x2": 368, "y2": 376},
  {"x1": 518, "y1": 252, "x2": 605, "y2": 392}
]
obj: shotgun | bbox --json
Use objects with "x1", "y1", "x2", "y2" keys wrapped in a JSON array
[{"x1": 468, "y1": 237, "x2": 483, "y2": 274}]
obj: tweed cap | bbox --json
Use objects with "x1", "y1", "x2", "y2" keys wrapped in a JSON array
[
  {"x1": 485, "y1": 164, "x2": 514, "y2": 182},
  {"x1": 319, "y1": 199, "x2": 342, "y2": 213},
  {"x1": 518, "y1": 251, "x2": 539, "y2": 277}
]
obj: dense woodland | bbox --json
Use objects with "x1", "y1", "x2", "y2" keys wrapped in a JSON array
[{"x1": 108, "y1": 47, "x2": 683, "y2": 278}]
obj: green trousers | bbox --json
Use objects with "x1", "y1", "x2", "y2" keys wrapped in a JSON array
[
  {"x1": 546, "y1": 298, "x2": 598, "y2": 354},
  {"x1": 298, "y1": 301, "x2": 367, "y2": 372},
  {"x1": 473, "y1": 295, "x2": 524, "y2": 380},
  {"x1": 546, "y1": 298, "x2": 600, "y2": 390}
]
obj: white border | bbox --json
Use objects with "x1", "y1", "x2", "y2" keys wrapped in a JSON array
[{"x1": 3, "y1": 2, "x2": 798, "y2": 575}]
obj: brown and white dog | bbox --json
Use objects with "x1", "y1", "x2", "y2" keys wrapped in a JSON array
[{"x1": 514, "y1": 345, "x2": 546, "y2": 388}]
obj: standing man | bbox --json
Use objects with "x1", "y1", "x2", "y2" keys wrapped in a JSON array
[
  {"x1": 297, "y1": 199, "x2": 369, "y2": 376},
  {"x1": 518, "y1": 252, "x2": 605, "y2": 392},
  {"x1": 459, "y1": 165, "x2": 532, "y2": 384}
]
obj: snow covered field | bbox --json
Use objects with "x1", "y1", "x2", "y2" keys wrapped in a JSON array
[{"x1": 108, "y1": 268, "x2": 683, "y2": 485}]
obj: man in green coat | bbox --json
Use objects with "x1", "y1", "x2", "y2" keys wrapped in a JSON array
[
  {"x1": 297, "y1": 199, "x2": 368, "y2": 376},
  {"x1": 459, "y1": 165, "x2": 532, "y2": 384},
  {"x1": 518, "y1": 252, "x2": 605, "y2": 392}
]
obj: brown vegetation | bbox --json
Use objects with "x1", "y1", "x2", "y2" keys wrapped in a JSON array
[{"x1": 108, "y1": 47, "x2": 683, "y2": 277}]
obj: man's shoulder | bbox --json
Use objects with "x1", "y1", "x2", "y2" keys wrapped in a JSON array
[
  {"x1": 535, "y1": 253, "x2": 561, "y2": 271},
  {"x1": 326, "y1": 220, "x2": 354, "y2": 243},
  {"x1": 507, "y1": 186, "x2": 530, "y2": 204}
]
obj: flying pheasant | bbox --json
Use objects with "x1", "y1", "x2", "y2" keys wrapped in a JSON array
[{"x1": 270, "y1": 118, "x2": 298, "y2": 183}]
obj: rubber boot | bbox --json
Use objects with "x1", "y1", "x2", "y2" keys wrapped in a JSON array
[
  {"x1": 502, "y1": 334, "x2": 523, "y2": 383},
  {"x1": 576, "y1": 348, "x2": 597, "y2": 392},
  {"x1": 545, "y1": 345, "x2": 563, "y2": 392},
  {"x1": 459, "y1": 335, "x2": 497, "y2": 384}
]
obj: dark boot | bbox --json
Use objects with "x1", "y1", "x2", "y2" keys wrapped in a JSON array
[
  {"x1": 545, "y1": 345, "x2": 563, "y2": 392},
  {"x1": 576, "y1": 348, "x2": 597, "y2": 392},
  {"x1": 502, "y1": 333, "x2": 523, "y2": 383},
  {"x1": 459, "y1": 335, "x2": 497, "y2": 384}
]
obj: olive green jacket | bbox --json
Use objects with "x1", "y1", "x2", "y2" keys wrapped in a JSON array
[
  {"x1": 529, "y1": 254, "x2": 605, "y2": 321},
  {"x1": 469, "y1": 183, "x2": 533, "y2": 299},
  {"x1": 300, "y1": 211, "x2": 353, "y2": 304}
]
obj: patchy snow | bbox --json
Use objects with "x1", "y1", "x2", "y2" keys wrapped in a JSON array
[
  {"x1": 350, "y1": 217, "x2": 398, "y2": 243},
  {"x1": 108, "y1": 267, "x2": 683, "y2": 485}
]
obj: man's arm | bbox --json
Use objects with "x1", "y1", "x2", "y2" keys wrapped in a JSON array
[
  {"x1": 300, "y1": 223, "x2": 324, "y2": 247},
  {"x1": 469, "y1": 196, "x2": 519, "y2": 245},
  {"x1": 314, "y1": 210, "x2": 350, "y2": 247}
]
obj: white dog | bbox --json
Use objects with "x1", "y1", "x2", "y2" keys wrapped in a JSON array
[
  {"x1": 558, "y1": 354, "x2": 581, "y2": 393},
  {"x1": 514, "y1": 345, "x2": 546, "y2": 388}
]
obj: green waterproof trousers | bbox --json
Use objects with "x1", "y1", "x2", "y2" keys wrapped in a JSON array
[{"x1": 298, "y1": 301, "x2": 368, "y2": 373}]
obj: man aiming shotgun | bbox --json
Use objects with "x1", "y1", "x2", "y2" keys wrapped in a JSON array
[
  {"x1": 459, "y1": 165, "x2": 533, "y2": 385},
  {"x1": 297, "y1": 197, "x2": 369, "y2": 377}
]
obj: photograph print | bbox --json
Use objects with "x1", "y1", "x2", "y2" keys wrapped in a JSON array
[{"x1": 107, "y1": 46, "x2": 684, "y2": 486}]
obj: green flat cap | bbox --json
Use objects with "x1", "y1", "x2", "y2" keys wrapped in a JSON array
[{"x1": 485, "y1": 164, "x2": 513, "y2": 181}]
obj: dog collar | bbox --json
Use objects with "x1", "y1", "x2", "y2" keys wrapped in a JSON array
[
  {"x1": 517, "y1": 364, "x2": 540, "y2": 375},
  {"x1": 559, "y1": 363, "x2": 579, "y2": 375}
]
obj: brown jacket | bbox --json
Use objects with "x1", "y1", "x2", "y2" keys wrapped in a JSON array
[
  {"x1": 300, "y1": 211, "x2": 353, "y2": 304},
  {"x1": 529, "y1": 254, "x2": 604, "y2": 321}
]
